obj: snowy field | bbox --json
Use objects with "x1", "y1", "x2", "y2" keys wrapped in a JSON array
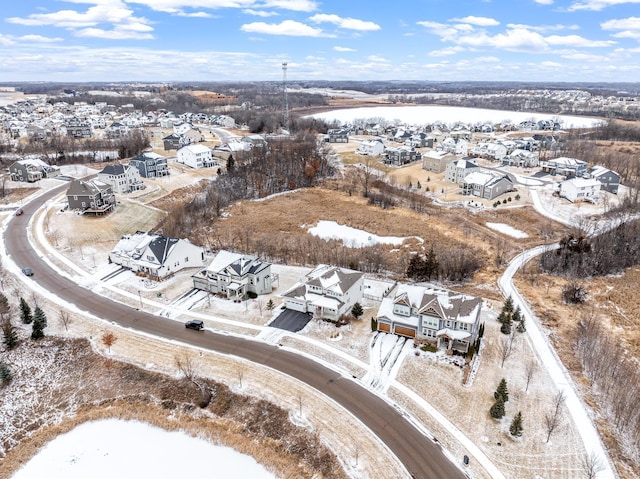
[
  {"x1": 307, "y1": 219, "x2": 420, "y2": 247},
  {"x1": 485, "y1": 222, "x2": 529, "y2": 239},
  {"x1": 309, "y1": 105, "x2": 602, "y2": 129},
  {"x1": 11, "y1": 419, "x2": 275, "y2": 479}
]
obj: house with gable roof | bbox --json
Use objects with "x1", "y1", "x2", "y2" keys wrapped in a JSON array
[
  {"x1": 129, "y1": 151, "x2": 170, "y2": 178},
  {"x1": 588, "y1": 166, "x2": 620, "y2": 194},
  {"x1": 445, "y1": 158, "x2": 481, "y2": 185},
  {"x1": 10, "y1": 157, "x2": 61, "y2": 182},
  {"x1": 192, "y1": 250, "x2": 273, "y2": 299},
  {"x1": 109, "y1": 231, "x2": 204, "y2": 281},
  {"x1": 283, "y1": 264, "x2": 364, "y2": 322},
  {"x1": 375, "y1": 283, "x2": 483, "y2": 352},
  {"x1": 97, "y1": 163, "x2": 144, "y2": 194},
  {"x1": 66, "y1": 179, "x2": 115, "y2": 215},
  {"x1": 462, "y1": 171, "x2": 514, "y2": 200}
]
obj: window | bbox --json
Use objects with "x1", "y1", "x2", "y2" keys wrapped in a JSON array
[{"x1": 185, "y1": 257, "x2": 189, "y2": 263}]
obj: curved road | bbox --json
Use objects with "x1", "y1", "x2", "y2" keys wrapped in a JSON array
[{"x1": 5, "y1": 183, "x2": 468, "y2": 479}]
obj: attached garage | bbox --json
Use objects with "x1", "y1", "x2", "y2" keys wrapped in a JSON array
[
  {"x1": 394, "y1": 325, "x2": 417, "y2": 338},
  {"x1": 378, "y1": 322, "x2": 391, "y2": 333}
]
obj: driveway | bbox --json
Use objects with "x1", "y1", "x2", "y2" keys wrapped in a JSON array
[{"x1": 269, "y1": 308, "x2": 312, "y2": 332}]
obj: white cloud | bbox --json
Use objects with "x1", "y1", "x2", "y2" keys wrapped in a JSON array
[
  {"x1": 367, "y1": 55, "x2": 390, "y2": 62},
  {"x1": 506, "y1": 23, "x2": 580, "y2": 32},
  {"x1": 568, "y1": 0, "x2": 640, "y2": 11},
  {"x1": 243, "y1": 9, "x2": 279, "y2": 17},
  {"x1": 457, "y1": 28, "x2": 549, "y2": 52},
  {"x1": 333, "y1": 46, "x2": 356, "y2": 52},
  {"x1": 0, "y1": 35, "x2": 15, "y2": 46},
  {"x1": 560, "y1": 52, "x2": 609, "y2": 61},
  {"x1": 601, "y1": 16, "x2": 640, "y2": 30},
  {"x1": 546, "y1": 34, "x2": 616, "y2": 47},
  {"x1": 175, "y1": 11, "x2": 215, "y2": 17},
  {"x1": 309, "y1": 14, "x2": 380, "y2": 31},
  {"x1": 241, "y1": 20, "x2": 332, "y2": 36},
  {"x1": 534, "y1": 0, "x2": 554, "y2": 4},
  {"x1": 76, "y1": 27, "x2": 154, "y2": 39},
  {"x1": 450, "y1": 16, "x2": 499, "y2": 27},
  {"x1": 428, "y1": 46, "x2": 465, "y2": 56},
  {"x1": 19, "y1": 35, "x2": 64, "y2": 43},
  {"x1": 261, "y1": 0, "x2": 318, "y2": 11}
]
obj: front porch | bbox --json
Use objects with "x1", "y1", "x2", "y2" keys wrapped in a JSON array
[{"x1": 436, "y1": 328, "x2": 471, "y2": 353}]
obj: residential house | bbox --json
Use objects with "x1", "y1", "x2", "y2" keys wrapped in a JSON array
[
  {"x1": 469, "y1": 142, "x2": 508, "y2": 161},
  {"x1": 66, "y1": 179, "x2": 115, "y2": 215},
  {"x1": 110, "y1": 231, "x2": 205, "y2": 281},
  {"x1": 130, "y1": 151, "x2": 170, "y2": 178},
  {"x1": 177, "y1": 144, "x2": 216, "y2": 169},
  {"x1": 283, "y1": 264, "x2": 364, "y2": 322},
  {"x1": 439, "y1": 137, "x2": 469, "y2": 155},
  {"x1": 375, "y1": 283, "x2": 482, "y2": 353},
  {"x1": 541, "y1": 157, "x2": 587, "y2": 177},
  {"x1": 501, "y1": 149, "x2": 539, "y2": 168},
  {"x1": 445, "y1": 158, "x2": 481, "y2": 185},
  {"x1": 356, "y1": 138, "x2": 385, "y2": 157},
  {"x1": 182, "y1": 128, "x2": 205, "y2": 144},
  {"x1": 588, "y1": 166, "x2": 620, "y2": 194},
  {"x1": 240, "y1": 134, "x2": 268, "y2": 150},
  {"x1": 462, "y1": 171, "x2": 514, "y2": 200},
  {"x1": 382, "y1": 145, "x2": 421, "y2": 166},
  {"x1": 162, "y1": 133, "x2": 192, "y2": 150},
  {"x1": 97, "y1": 163, "x2": 144, "y2": 194},
  {"x1": 65, "y1": 118, "x2": 93, "y2": 139},
  {"x1": 9, "y1": 157, "x2": 61, "y2": 182},
  {"x1": 422, "y1": 151, "x2": 456, "y2": 173},
  {"x1": 325, "y1": 128, "x2": 349, "y2": 143},
  {"x1": 560, "y1": 177, "x2": 601, "y2": 203},
  {"x1": 406, "y1": 132, "x2": 434, "y2": 148},
  {"x1": 192, "y1": 250, "x2": 272, "y2": 299},
  {"x1": 104, "y1": 121, "x2": 129, "y2": 139}
]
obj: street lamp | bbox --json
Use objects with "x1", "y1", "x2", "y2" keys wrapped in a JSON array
[{"x1": 138, "y1": 290, "x2": 143, "y2": 309}]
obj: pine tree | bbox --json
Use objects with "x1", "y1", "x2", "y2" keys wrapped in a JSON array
[
  {"x1": 489, "y1": 396, "x2": 505, "y2": 419},
  {"x1": 19, "y1": 298, "x2": 33, "y2": 325},
  {"x1": 0, "y1": 292, "x2": 10, "y2": 320},
  {"x1": 351, "y1": 302, "x2": 364, "y2": 319},
  {"x1": 503, "y1": 296, "x2": 514, "y2": 314},
  {"x1": 2, "y1": 320, "x2": 19, "y2": 350},
  {"x1": 516, "y1": 316, "x2": 526, "y2": 333},
  {"x1": 424, "y1": 248, "x2": 439, "y2": 281},
  {"x1": 494, "y1": 378, "x2": 509, "y2": 402},
  {"x1": 33, "y1": 306, "x2": 47, "y2": 328},
  {"x1": 416, "y1": 181, "x2": 422, "y2": 189},
  {"x1": 500, "y1": 315, "x2": 512, "y2": 335},
  {"x1": 511, "y1": 306, "x2": 522, "y2": 324},
  {"x1": 0, "y1": 362, "x2": 12, "y2": 384},
  {"x1": 266, "y1": 299, "x2": 275, "y2": 311},
  {"x1": 509, "y1": 411, "x2": 523, "y2": 437},
  {"x1": 31, "y1": 307, "x2": 47, "y2": 340}
]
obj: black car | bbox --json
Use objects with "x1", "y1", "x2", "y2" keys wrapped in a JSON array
[
  {"x1": 21, "y1": 268, "x2": 33, "y2": 276},
  {"x1": 185, "y1": 319, "x2": 204, "y2": 331}
]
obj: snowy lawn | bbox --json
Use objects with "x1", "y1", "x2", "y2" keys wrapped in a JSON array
[
  {"x1": 11, "y1": 419, "x2": 275, "y2": 479},
  {"x1": 485, "y1": 223, "x2": 529, "y2": 239},
  {"x1": 307, "y1": 219, "x2": 420, "y2": 247}
]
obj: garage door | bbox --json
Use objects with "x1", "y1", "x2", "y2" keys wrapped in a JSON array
[
  {"x1": 394, "y1": 325, "x2": 416, "y2": 338},
  {"x1": 378, "y1": 322, "x2": 391, "y2": 333}
]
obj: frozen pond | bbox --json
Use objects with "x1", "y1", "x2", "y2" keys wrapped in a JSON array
[
  {"x1": 11, "y1": 419, "x2": 275, "y2": 479},
  {"x1": 309, "y1": 105, "x2": 602, "y2": 129}
]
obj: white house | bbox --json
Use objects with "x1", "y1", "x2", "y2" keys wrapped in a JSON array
[
  {"x1": 97, "y1": 163, "x2": 144, "y2": 194},
  {"x1": 192, "y1": 250, "x2": 272, "y2": 299},
  {"x1": 462, "y1": 171, "x2": 514, "y2": 200},
  {"x1": 356, "y1": 138, "x2": 385, "y2": 157},
  {"x1": 445, "y1": 158, "x2": 481, "y2": 185},
  {"x1": 541, "y1": 157, "x2": 587, "y2": 177},
  {"x1": 560, "y1": 177, "x2": 601, "y2": 203},
  {"x1": 176, "y1": 144, "x2": 216, "y2": 169},
  {"x1": 469, "y1": 142, "x2": 508, "y2": 161},
  {"x1": 283, "y1": 265, "x2": 364, "y2": 322},
  {"x1": 439, "y1": 137, "x2": 469, "y2": 155},
  {"x1": 375, "y1": 283, "x2": 482, "y2": 352},
  {"x1": 109, "y1": 232, "x2": 205, "y2": 281}
]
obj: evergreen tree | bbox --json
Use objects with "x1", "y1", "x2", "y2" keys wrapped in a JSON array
[
  {"x1": 19, "y1": 298, "x2": 33, "y2": 325},
  {"x1": 226, "y1": 155, "x2": 235, "y2": 173},
  {"x1": 266, "y1": 299, "x2": 275, "y2": 311},
  {"x1": 516, "y1": 315, "x2": 526, "y2": 333},
  {"x1": 478, "y1": 322, "x2": 485, "y2": 338},
  {"x1": 406, "y1": 254, "x2": 426, "y2": 280},
  {"x1": 511, "y1": 306, "x2": 522, "y2": 324},
  {"x1": 503, "y1": 296, "x2": 514, "y2": 314},
  {"x1": 500, "y1": 315, "x2": 512, "y2": 335},
  {"x1": 510, "y1": 411, "x2": 523, "y2": 437},
  {"x1": 31, "y1": 307, "x2": 47, "y2": 340},
  {"x1": 351, "y1": 302, "x2": 364, "y2": 320},
  {"x1": 494, "y1": 378, "x2": 509, "y2": 402},
  {"x1": 416, "y1": 180, "x2": 422, "y2": 189},
  {"x1": 424, "y1": 248, "x2": 439, "y2": 281},
  {"x1": 33, "y1": 306, "x2": 47, "y2": 328},
  {"x1": 2, "y1": 320, "x2": 19, "y2": 350},
  {"x1": 489, "y1": 396, "x2": 505, "y2": 419},
  {"x1": 0, "y1": 362, "x2": 12, "y2": 384},
  {"x1": 0, "y1": 292, "x2": 10, "y2": 320}
]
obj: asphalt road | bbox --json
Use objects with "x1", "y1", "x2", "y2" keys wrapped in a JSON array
[{"x1": 5, "y1": 183, "x2": 469, "y2": 479}]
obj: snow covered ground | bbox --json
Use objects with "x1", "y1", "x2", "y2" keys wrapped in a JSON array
[
  {"x1": 309, "y1": 105, "x2": 602, "y2": 129},
  {"x1": 485, "y1": 222, "x2": 529, "y2": 239},
  {"x1": 307, "y1": 220, "x2": 420, "y2": 248},
  {"x1": 11, "y1": 419, "x2": 275, "y2": 479}
]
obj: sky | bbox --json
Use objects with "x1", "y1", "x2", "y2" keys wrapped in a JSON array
[{"x1": 0, "y1": 1, "x2": 639, "y2": 85}]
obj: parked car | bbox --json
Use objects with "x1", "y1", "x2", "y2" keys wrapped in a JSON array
[
  {"x1": 21, "y1": 268, "x2": 33, "y2": 276},
  {"x1": 185, "y1": 319, "x2": 204, "y2": 331},
  {"x1": 15, "y1": 208, "x2": 23, "y2": 216}
]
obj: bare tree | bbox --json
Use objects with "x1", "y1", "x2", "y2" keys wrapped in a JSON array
[
  {"x1": 359, "y1": 156, "x2": 375, "y2": 198},
  {"x1": 175, "y1": 353, "x2": 211, "y2": 407},
  {"x1": 58, "y1": 310, "x2": 72, "y2": 332},
  {"x1": 498, "y1": 333, "x2": 516, "y2": 368},
  {"x1": 544, "y1": 390, "x2": 565, "y2": 443},
  {"x1": 524, "y1": 361, "x2": 537, "y2": 392},
  {"x1": 237, "y1": 365, "x2": 245, "y2": 389},
  {"x1": 580, "y1": 451, "x2": 605, "y2": 479},
  {"x1": 553, "y1": 390, "x2": 566, "y2": 418},
  {"x1": 101, "y1": 331, "x2": 117, "y2": 353}
]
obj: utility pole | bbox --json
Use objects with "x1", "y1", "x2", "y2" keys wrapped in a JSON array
[{"x1": 282, "y1": 61, "x2": 289, "y2": 130}]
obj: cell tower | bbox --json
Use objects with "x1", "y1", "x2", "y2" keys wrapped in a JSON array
[{"x1": 282, "y1": 61, "x2": 289, "y2": 129}]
